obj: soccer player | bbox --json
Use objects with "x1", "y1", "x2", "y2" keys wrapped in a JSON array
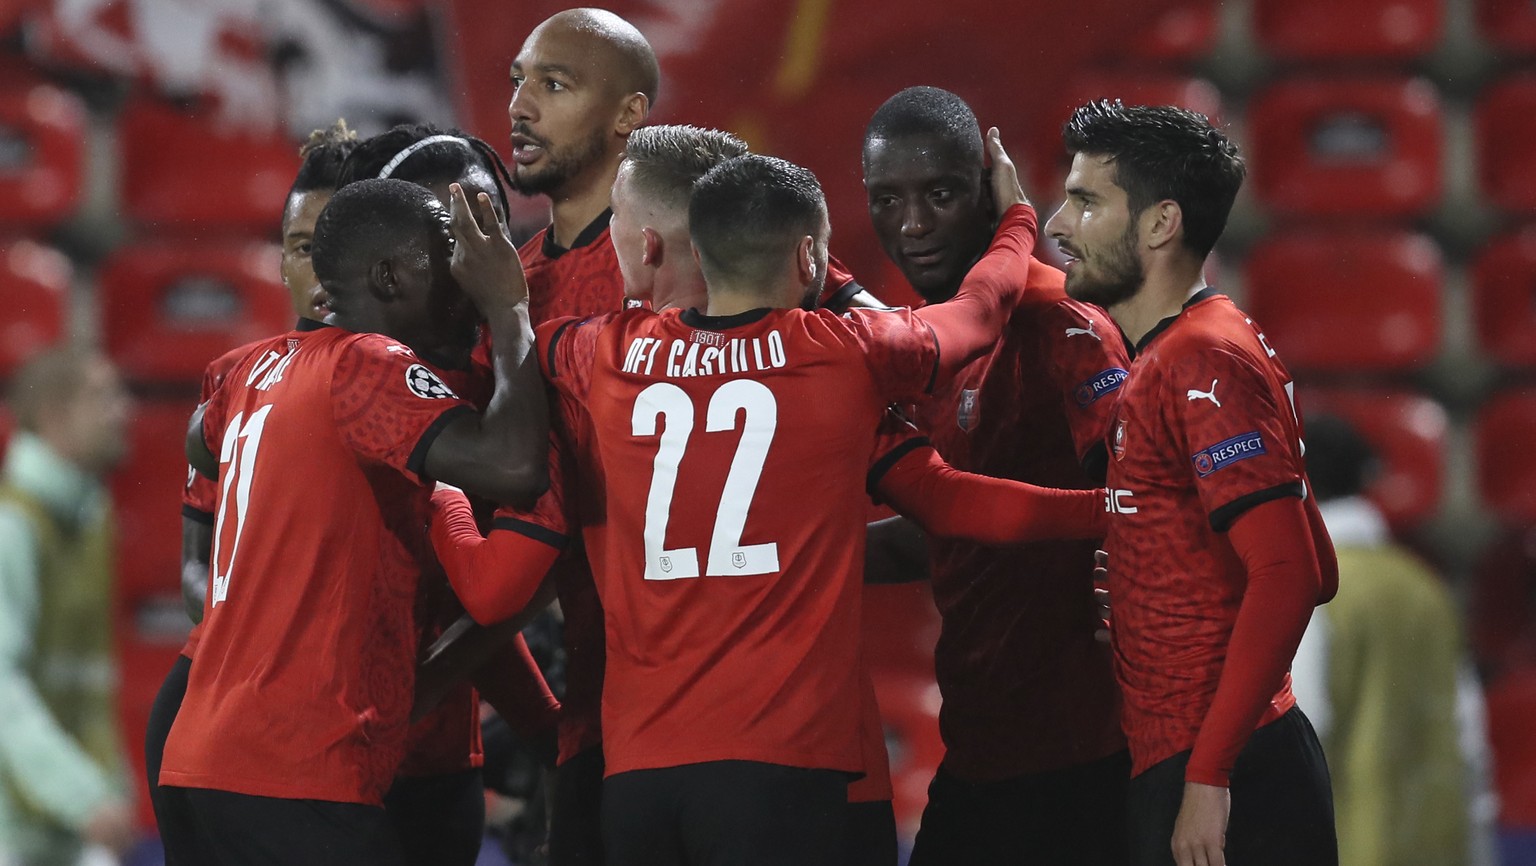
[
  {"x1": 159, "y1": 178, "x2": 547, "y2": 866},
  {"x1": 859, "y1": 86, "x2": 1131, "y2": 866},
  {"x1": 1045, "y1": 100, "x2": 1339, "y2": 866},
  {"x1": 537, "y1": 141, "x2": 1038, "y2": 866}
]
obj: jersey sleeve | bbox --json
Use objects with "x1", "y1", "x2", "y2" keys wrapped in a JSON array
[
  {"x1": 841, "y1": 307, "x2": 943, "y2": 404},
  {"x1": 1039, "y1": 297, "x2": 1131, "y2": 481},
  {"x1": 817, "y1": 253, "x2": 864, "y2": 313},
  {"x1": 331, "y1": 335, "x2": 477, "y2": 486},
  {"x1": 183, "y1": 361, "x2": 226, "y2": 524},
  {"x1": 1168, "y1": 345, "x2": 1304, "y2": 532}
]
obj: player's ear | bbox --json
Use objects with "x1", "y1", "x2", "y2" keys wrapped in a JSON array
[
  {"x1": 367, "y1": 259, "x2": 401, "y2": 302},
  {"x1": 1145, "y1": 200, "x2": 1182, "y2": 251},
  {"x1": 641, "y1": 226, "x2": 663, "y2": 266},
  {"x1": 615, "y1": 92, "x2": 649, "y2": 136},
  {"x1": 796, "y1": 235, "x2": 816, "y2": 287}
]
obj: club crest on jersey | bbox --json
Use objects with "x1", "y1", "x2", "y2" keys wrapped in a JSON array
[
  {"x1": 405, "y1": 364, "x2": 457, "y2": 400},
  {"x1": 1192, "y1": 431, "x2": 1266, "y2": 477},
  {"x1": 957, "y1": 389, "x2": 980, "y2": 432},
  {"x1": 1113, "y1": 419, "x2": 1128, "y2": 460},
  {"x1": 1074, "y1": 367, "x2": 1129, "y2": 408}
]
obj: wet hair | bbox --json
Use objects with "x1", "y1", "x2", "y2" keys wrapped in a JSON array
[
  {"x1": 863, "y1": 86, "x2": 983, "y2": 166},
  {"x1": 287, "y1": 119, "x2": 359, "y2": 201},
  {"x1": 1062, "y1": 99, "x2": 1245, "y2": 258},
  {"x1": 6, "y1": 344, "x2": 102, "y2": 431},
  {"x1": 689, "y1": 154, "x2": 825, "y2": 288},
  {"x1": 311, "y1": 179, "x2": 446, "y2": 299},
  {"x1": 623, "y1": 124, "x2": 748, "y2": 210},
  {"x1": 337, "y1": 123, "x2": 515, "y2": 217},
  {"x1": 1303, "y1": 414, "x2": 1380, "y2": 502}
]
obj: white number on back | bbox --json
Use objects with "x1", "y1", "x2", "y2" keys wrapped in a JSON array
[{"x1": 210, "y1": 405, "x2": 272, "y2": 606}]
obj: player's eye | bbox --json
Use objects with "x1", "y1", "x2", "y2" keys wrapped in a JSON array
[
  {"x1": 546, "y1": 78, "x2": 566, "y2": 92},
  {"x1": 510, "y1": 74, "x2": 525, "y2": 89},
  {"x1": 296, "y1": 242, "x2": 313, "y2": 256},
  {"x1": 872, "y1": 195, "x2": 898, "y2": 210},
  {"x1": 930, "y1": 189, "x2": 953, "y2": 203}
]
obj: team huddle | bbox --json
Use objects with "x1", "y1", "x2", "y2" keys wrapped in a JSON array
[{"x1": 142, "y1": 7, "x2": 1341, "y2": 866}]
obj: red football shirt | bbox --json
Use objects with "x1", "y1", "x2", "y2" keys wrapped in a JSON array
[
  {"x1": 541, "y1": 304, "x2": 947, "y2": 776},
  {"x1": 1104, "y1": 289, "x2": 1307, "y2": 777},
  {"x1": 161, "y1": 325, "x2": 475, "y2": 805},
  {"x1": 913, "y1": 258, "x2": 1128, "y2": 781}
]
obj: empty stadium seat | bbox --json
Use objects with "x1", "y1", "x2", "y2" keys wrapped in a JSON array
[
  {"x1": 1254, "y1": 0, "x2": 1441, "y2": 60},
  {"x1": 117, "y1": 98, "x2": 300, "y2": 232},
  {"x1": 98, "y1": 240, "x2": 288, "y2": 382},
  {"x1": 0, "y1": 238, "x2": 71, "y2": 378},
  {"x1": 1477, "y1": 390, "x2": 1536, "y2": 524},
  {"x1": 1299, "y1": 388, "x2": 1447, "y2": 526},
  {"x1": 1470, "y1": 526, "x2": 1536, "y2": 677},
  {"x1": 1478, "y1": 0, "x2": 1536, "y2": 54},
  {"x1": 112, "y1": 400, "x2": 200, "y2": 602},
  {"x1": 1028, "y1": 74, "x2": 1222, "y2": 206},
  {"x1": 1472, "y1": 227, "x2": 1536, "y2": 367},
  {"x1": 1247, "y1": 77, "x2": 1442, "y2": 218},
  {"x1": 1486, "y1": 666, "x2": 1536, "y2": 828},
  {"x1": 1244, "y1": 229, "x2": 1442, "y2": 371},
  {"x1": 0, "y1": 79, "x2": 86, "y2": 227},
  {"x1": 1476, "y1": 77, "x2": 1536, "y2": 213},
  {"x1": 1124, "y1": 0, "x2": 1219, "y2": 63}
]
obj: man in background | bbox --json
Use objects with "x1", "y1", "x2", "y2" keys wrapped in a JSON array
[{"x1": 0, "y1": 346, "x2": 136, "y2": 866}]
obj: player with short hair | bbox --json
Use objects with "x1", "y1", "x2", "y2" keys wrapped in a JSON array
[
  {"x1": 1046, "y1": 99, "x2": 1338, "y2": 866},
  {"x1": 860, "y1": 86, "x2": 1132, "y2": 865},
  {"x1": 159, "y1": 178, "x2": 548, "y2": 866}
]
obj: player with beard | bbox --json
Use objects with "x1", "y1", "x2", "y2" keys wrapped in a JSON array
[
  {"x1": 160, "y1": 179, "x2": 548, "y2": 866},
  {"x1": 1046, "y1": 100, "x2": 1338, "y2": 866},
  {"x1": 859, "y1": 87, "x2": 1131, "y2": 866}
]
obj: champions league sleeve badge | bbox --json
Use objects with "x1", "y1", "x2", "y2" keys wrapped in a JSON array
[{"x1": 405, "y1": 364, "x2": 458, "y2": 400}]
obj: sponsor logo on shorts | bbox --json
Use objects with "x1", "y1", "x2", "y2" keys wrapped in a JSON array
[
  {"x1": 1192, "y1": 431, "x2": 1266, "y2": 477},
  {"x1": 1075, "y1": 367, "x2": 1129, "y2": 407}
]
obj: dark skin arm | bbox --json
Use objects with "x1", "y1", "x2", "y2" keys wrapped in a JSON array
[
  {"x1": 186, "y1": 402, "x2": 216, "y2": 480},
  {"x1": 422, "y1": 185, "x2": 549, "y2": 508},
  {"x1": 180, "y1": 517, "x2": 211, "y2": 623},
  {"x1": 863, "y1": 516, "x2": 930, "y2": 584}
]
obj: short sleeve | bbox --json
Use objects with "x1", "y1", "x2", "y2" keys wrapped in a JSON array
[
  {"x1": 1040, "y1": 299, "x2": 1131, "y2": 473},
  {"x1": 841, "y1": 308, "x2": 942, "y2": 404},
  {"x1": 490, "y1": 432, "x2": 570, "y2": 550},
  {"x1": 331, "y1": 335, "x2": 476, "y2": 485},
  {"x1": 183, "y1": 360, "x2": 227, "y2": 522},
  {"x1": 1170, "y1": 346, "x2": 1304, "y2": 531},
  {"x1": 536, "y1": 314, "x2": 604, "y2": 408}
]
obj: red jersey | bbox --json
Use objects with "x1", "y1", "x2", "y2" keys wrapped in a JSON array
[
  {"x1": 914, "y1": 259, "x2": 1128, "y2": 781},
  {"x1": 540, "y1": 304, "x2": 944, "y2": 776},
  {"x1": 519, "y1": 210, "x2": 628, "y2": 764},
  {"x1": 162, "y1": 324, "x2": 475, "y2": 805},
  {"x1": 1104, "y1": 289, "x2": 1307, "y2": 777}
]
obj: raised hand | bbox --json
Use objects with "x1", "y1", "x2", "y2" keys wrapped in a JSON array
[
  {"x1": 448, "y1": 182, "x2": 528, "y2": 312},
  {"x1": 985, "y1": 127, "x2": 1031, "y2": 217}
]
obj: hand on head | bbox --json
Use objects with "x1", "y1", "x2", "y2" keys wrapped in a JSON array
[{"x1": 448, "y1": 182, "x2": 527, "y2": 312}]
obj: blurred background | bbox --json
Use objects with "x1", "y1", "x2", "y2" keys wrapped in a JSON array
[{"x1": 3, "y1": 0, "x2": 1536, "y2": 862}]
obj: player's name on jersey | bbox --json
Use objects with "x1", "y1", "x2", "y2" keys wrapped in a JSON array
[{"x1": 620, "y1": 330, "x2": 789, "y2": 379}]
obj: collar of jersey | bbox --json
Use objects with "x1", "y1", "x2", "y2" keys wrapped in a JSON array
[
  {"x1": 291, "y1": 318, "x2": 465, "y2": 370},
  {"x1": 295, "y1": 317, "x2": 329, "y2": 332},
  {"x1": 541, "y1": 209, "x2": 613, "y2": 259},
  {"x1": 1131, "y1": 286, "x2": 1223, "y2": 356},
  {"x1": 679, "y1": 307, "x2": 774, "y2": 330}
]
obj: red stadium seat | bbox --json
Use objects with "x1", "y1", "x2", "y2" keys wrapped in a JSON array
[
  {"x1": 1254, "y1": 0, "x2": 1441, "y2": 60},
  {"x1": 870, "y1": 670, "x2": 945, "y2": 838},
  {"x1": 1476, "y1": 77, "x2": 1536, "y2": 213},
  {"x1": 1478, "y1": 0, "x2": 1536, "y2": 54},
  {"x1": 112, "y1": 400, "x2": 200, "y2": 602},
  {"x1": 98, "y1": 240, "x2": 288, "y2": 382},
  {"x1": 1486, "y1": 666, "x2": 1536, "y2": 827},
  {"x1": 1028, "y1": 74, "x2": 1222, "y2": 206},
  {"x1": 1477, "y1": 390, "x2": 1536, "y2": 524},
  {"x1": 0, "y1": 238, "x2": 71, "y2": 378},
  {"x1": 117, "y1": 98, "x2": 300, "y2": 232},
  {"x1": 1299, "y1": 388, "x2": 1447, "y2": 526},
  {"x1": 1247, "y1": 77, "x2": 1442, "y2": 218},
  {"x1": 1123, "y1": 0, "x2": 1220, "y2": 63},
  {"x1": 1472, "y1": 227, "x2": 1536, "y2": 367},
  {"x1": 1470, "y1": 527, "x2": 1536, "y2": 678},
  {"x1": 1244, "y1": 229, "x2": 1442, "y2": 371},
  {"x1": 0, "y1": 80, "x2": 86, "y2": 227}
]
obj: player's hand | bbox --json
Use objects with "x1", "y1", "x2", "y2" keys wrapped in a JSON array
[
  {"x1": 984, "y1": 127, "x2": 1030, "y2": 215},
  {"x1": 1171, "y1": 781, "x2": 1229, "y2": 866},
  {"x1": 83, "y1": 799, "x2": 137, "y2": 854},
  {"x1": 448, "y1": 182, "x2": 528, "y2": 312},
  {"x1": 1093, "y1": 549, "x2": 1112, "y2": 644}
]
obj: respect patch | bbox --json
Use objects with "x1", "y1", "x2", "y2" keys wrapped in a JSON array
[
  {"x1": 1192, "y1": 431, "x2": 1266, "y2": 477},
  {"x1": 1074, "y1": 367, "x2": 1129, "y2": 407}
]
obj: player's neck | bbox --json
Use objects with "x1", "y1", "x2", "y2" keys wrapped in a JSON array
[
  {"x1": 653, "y1": 265, "x2": 709, "y2": 313},
  {"x1": 547, "y1": 159, "x2": 621, "y2": 249},
  {"x1": 1111, "y1": 262, "x2": 1207, "y2": 347},
  {"x1": 705, "y1": 283, "x2": 782, "y2": 317}
]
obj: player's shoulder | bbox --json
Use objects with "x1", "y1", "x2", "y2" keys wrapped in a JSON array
[
  {"x1": 1160, "y1": 294, "x2": 1276, "y2": 375},
  {"x1": 516, "y1": 226, "x2": 551, "y2": 265},
  {"x1": 207, "y1": 336, "x2": 275, "y2": 382}
]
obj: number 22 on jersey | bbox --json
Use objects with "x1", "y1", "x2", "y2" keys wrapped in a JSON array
[
  {"x1": 210, "y1": 405, "x2": 272, "y2": 606},
  {"x1": 632, "y1": 380, "x2": 780, "y2": 581}
]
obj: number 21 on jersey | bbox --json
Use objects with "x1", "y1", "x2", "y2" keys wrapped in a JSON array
[
  {"x1": 632, "y1": 380, "x2": 780, "y2": 581},
  {"x1": 210, "y1": 405, "x2": 272, "y2": 606}
]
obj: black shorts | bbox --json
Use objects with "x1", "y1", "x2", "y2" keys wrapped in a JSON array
[
  {"x1": 178, "y1": 787, "x2": 405, "y2": 866},
  {"x1": 1126, "y1": 707, "x2": 1337, "y2": 866},
  {"x1": 844, "y1": 798, "x2": 897, "y2": 866},
  {"x1": 602, "y1": 760, "x2": 846, "y2": 866},
  {"x1": 384, "y1": 767, "x2": 485, "y2": 866},
  {"x1": 549, "y1": 744, "x2": 606, "y2": 865},
  {"x1": 147, "y1": 655, "x2": 207, "y2": 866},
  {"x1": 908, "y1": 748, "x2": 1131, "y2": 866}
]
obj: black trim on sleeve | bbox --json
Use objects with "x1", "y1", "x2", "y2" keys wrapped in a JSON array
[
  {"x1": 820, "y1": 280, "x2": 864, "y2": 314},
  {"x1": 544, "y1": 317, "x2": 581, "y2": 379},
  {"x1": 1209, "y1": 481, "x2": 1305, "y2": 533},
  {"x1": 492, "y1": 516, "x2": 569, "y2": 550},
  {"x1": 866, "y1": 436, "x2": 931, "y2": 496},
  {"x1": 406, "y1": 404, "x2": 478, "y2": 482},
  {"x1": 181, "y1": 504, "x2": 215, "y2": 526},
  {"x1": 922, "y1": 319, "x2": 941, "y2": 394},
  {"x1": 1080, "y1": 442, "x2": 1110, "y2": 484}
]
